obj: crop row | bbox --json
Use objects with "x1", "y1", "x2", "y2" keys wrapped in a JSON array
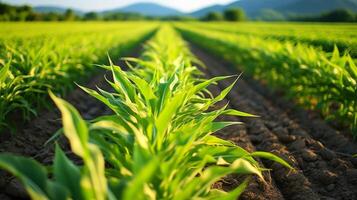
[
  {"x1": 176, "y1": 23, "x2": 357, "y2": 137},
  {"x1": 0, "y1": 22, "x2": 158, "y2": 130},
  {"x1": 187, "y1": 22, "x2": 357, "y2": 58},
  {"x1": 0, "y1": 26, "x2": 290, "y2": 199}
]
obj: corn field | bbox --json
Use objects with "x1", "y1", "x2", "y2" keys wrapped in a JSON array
[{"x1": 0, "y1": 21, "x2": 356, "y2": 200}]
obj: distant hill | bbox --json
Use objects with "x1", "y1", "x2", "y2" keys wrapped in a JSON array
[
  {"x1": 227, "y1": 0, "x2": 297, "y2": 17},
  {"x1": 190, "y1": 0, "x2": 357, "y2": 18},
  {"x1": 190, "y1": 4, "x2": 226, "y2": 18},
  {"x1": 276, "y1": 0, "x2": 357, "y2": 14},
  {"x1": 34, "y1": 6, "x2": 83, "y2": 15},
  {"x1": 104, "y1": 3, "x2": 183, "y2": 16}
]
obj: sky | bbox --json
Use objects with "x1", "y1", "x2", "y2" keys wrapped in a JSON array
[{"x1": 1, "y1": 0, "x2": 236, "y2": 12}]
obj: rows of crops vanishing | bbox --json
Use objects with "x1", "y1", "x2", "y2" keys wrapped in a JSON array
[
  {"x1": 176, "y1": 23, "x2": 357, "y2": 137},
  {"x1": 0, "y1": 22, "x2": 158, "y2": 130},
  {"x1": 0, "y1": 26, "x2": 291, "y2": 199},
  {"x1": 187, "y1": 22, "x2": 357, "y2": 58}
]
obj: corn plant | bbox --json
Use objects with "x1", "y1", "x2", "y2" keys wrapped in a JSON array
[
  {"x1": 187, "y1": 22, "x2": 357, "y2": 58},
  {"x1": 176, "y1": 23, "x2": 357, "y2": 137},
  {"x1": 0, "y1": 26, "x2": 291, "y2": 200},
  {"x1": 0, "y1": 22, "x2": 158, "y2": 130}
]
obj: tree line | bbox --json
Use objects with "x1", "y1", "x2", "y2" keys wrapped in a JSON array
[
  {"x1": 202, "y1": 8, "x2": 357, "y2": 22},
  {"x1": 0, "y1": 3, "x2": 155, "y2": 21},
  {"x1": 202, "y1": 8, "x2": 246, "y2": 21},
  {"x1": 1, "y1": 2, "x2": 356, "y2": 22}
]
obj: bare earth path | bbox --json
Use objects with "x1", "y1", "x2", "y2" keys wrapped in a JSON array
[{"x1": 189, "y1": 44, "x2": 357, "y2": 200}]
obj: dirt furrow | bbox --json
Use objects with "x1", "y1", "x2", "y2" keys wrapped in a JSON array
[
  {"x1": 190, "y1": 44, "x2": 357, "y2": 200},
  {"x1": 245, "y1": 78, "x2": 357, "y2": 162},
  {"x1": 208, "y1": 83, "x2": 284, "y2": 200}
]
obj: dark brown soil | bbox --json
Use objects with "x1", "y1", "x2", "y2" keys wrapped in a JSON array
[
  {"x1": 190, "y1": 44, "x2": 357, "y2": 200},
  {"x1": 0, "y1": 46, "x2": 143, "y2": 199}
]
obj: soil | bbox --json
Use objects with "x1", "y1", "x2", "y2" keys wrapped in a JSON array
[
  {"x1": 0, "y1": 41, "x2": 356, "y2": 200},
  {"x1": 190, "y1": 44, "x2": 357, "y2": 200}
]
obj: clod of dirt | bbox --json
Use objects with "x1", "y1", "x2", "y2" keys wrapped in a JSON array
[
  {"x1": 316, "y1": 161, "x2": 327, "y2": 168},
  {"x1": 290, "y1": 139, "x2": 306, "y2": 150},
  {"x1": 0, "y1": 194, "x2": 11, "y2": 200},
  {"x1": 301, "y1": 149, "x2": 318, "y2": 162},
  {"x1": 335, "y1": 163, "x2": 349, "y2": 172},
  {"x1": 250, "y1": 135, "x2": 263, "y2": 144},
  {"x1": 317, "y1": 170, "x2": 338, "y2": 184},
  {"x1": 311, "y1": 141, "x2": 324, "y2": 149},
  {"x1": 4, "y1": 179, "x2": 27, "y2": 199},
  {"x1": 326, "y1": 184, "x2": 335, "y2": 191},
  {"x1": 265, "y1": 121, "x2": 279, "y2": 130},
  {"x1": 279, "y1": 134, "x2": 296, "y2": 143},
  {"x1": 318, "y1": 149, "x2": 335, "y2": 161},
  {"x1": 0, "y1": 173, "x2": 6, "y2": 188},
  {"x1": 346, "y1": 169, "x2": 357, "y2": 184},
  {"x1": 273, "y1": 127, "x2": 288, "y2": 137},
  {"x1": 350, "y1": 157, "x2": 357, "y2": 167},
  {"x1": 289, "y1": 129, "x2": 306, "y2": 137}
]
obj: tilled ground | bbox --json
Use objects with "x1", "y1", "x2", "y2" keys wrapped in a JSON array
[
  {"x1": 1, "y1": 43, "x2": 356, "y2": 200},
  {"x1": 191, "y1": 44, "x2": 357, "y2": 200}
]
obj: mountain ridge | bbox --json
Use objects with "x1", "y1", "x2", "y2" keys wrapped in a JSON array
[
  {"x1": 104, "y1": 2, "x2": 183, "y2": 16},
  {"x1": 34, "y1": 6, "x2": 83, "y2": 15},
  {"x1": 191, "y1": 0, "x2": 357, "y2": 18},
  {"x1": 32, "y1": 1, "x2": 357, "y2": 18}
]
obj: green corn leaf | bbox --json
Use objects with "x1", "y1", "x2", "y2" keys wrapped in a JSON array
[
  {"x1": 209, "y1": 121, "x2": 243, "y2": 133},
  {"x1": 156, "y1": 91, "x2": 186, "y2": 149},
  {"x1": 191, "y1": 75, "x2": 235, "y2": 95},
  {"x1": 202, "y1": 135, "x2": 236, "y2": 147},
  {"x1": 49, "y1": 91, "x2": 88, "y2": 157},
  {"x1": 46, "y1": 181, "x2": 70, "y2": 200},
  {"x1": 130, "y1": 75, "x2": 157, "y2": 101},
  {"x1": 251, "y1": 151, "x2": 294, "y2": 170},
  {"x1": 223, "y1": 109, "x2": 259, "y2": 117},
  {"x1": 209, "y1": 76, "x2": 239, "y2": 105},
  {"x1": 77, "y1": 84, "x2": 121, "y2": 116},
  {"x1": 50, "y1": 91, "x2": 107, "y2": 200},
  {"x1": 123, "y1": 156, "x2": 159, "y2": 200},
  {"x1": 111, "y1": 64, "x2": 136, "y2": 102},
  {"x1": 0, "y1": 63, "x2": 9, "y2": 83},
  {"x1": 0, "y1": 154, "x2": 48, "y2": 200},
  {"x1": 208, "y1": 177, "x2": 250, "y2": 200},
  {"x1": 53, "y1": 144, "x2": 82, "y2": 200}
]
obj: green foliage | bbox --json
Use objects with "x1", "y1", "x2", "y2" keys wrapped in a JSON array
[
  {"x1": 83, "y1": 12, "x2": 101, "y2": 21},
  {"x1": 203, "y1": 12, "x2": 224, "y2": 21},
  {"x1": 0, "y1": 25, "x2": 291, "y2": 199},
  {"x1": 64, "y1": 9, "x2": 76, "y2": 21},
  {"x1": 0, "y1": 2, "x2": 151, "y2": 22},
  {"x1": 186, "y1": 22, "x2": 357, "y2": 58},
  {"x1": 176, "y1": 23, "x2": 357, "y2": 137},
  {"x1": 0, "y1": 22, "x2": 158, "y2": 130},
  {"x1": 291, "y1": 9, "x2": 357, "y2": 22},
  {"x1": 319, "y1": 9, "x2": 356, "y2": 22},
  {"x1": 224, "y1": 8, "x2": 246, "y2": 21}
]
